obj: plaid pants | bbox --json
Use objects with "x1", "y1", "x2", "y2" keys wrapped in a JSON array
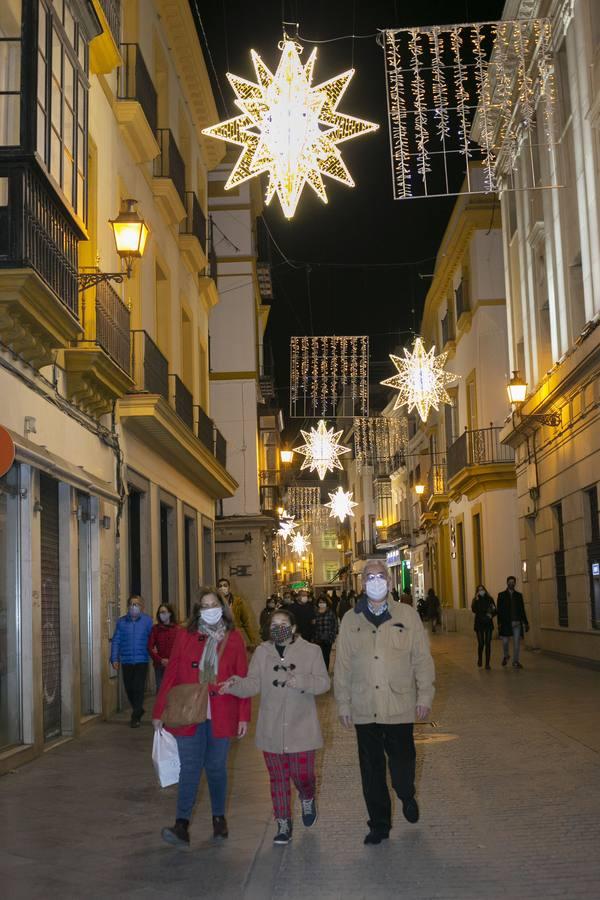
[{"x1": 263, "y1": 750, "x2": 316, "y2": 819}]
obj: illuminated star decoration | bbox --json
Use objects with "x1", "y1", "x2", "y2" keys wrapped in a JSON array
[
  {"x1": 289, "y1": 532, "x2": 311, "y2": 557},
  {"x1": 325, "y1": 486, "x2": 358, "y2": 523},
  {"x1": 381, "y1": 337, "x2": 458, "y2": 423},
  {"x1": 277, "y1": 513, "x2": 297, "y2": 540},
  {"x1": 293, "y1": 419, "x2": 351, "y2": 481},
  {"x1": 201, "y1": 38, "x2": 379, "y2": 219}
]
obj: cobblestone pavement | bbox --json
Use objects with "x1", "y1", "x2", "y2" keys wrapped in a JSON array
[{"x1": 2, "y1": 633, "x2": 600, "y2": 899}]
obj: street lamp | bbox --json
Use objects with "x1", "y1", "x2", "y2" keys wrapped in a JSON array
[
  {"x1": 415, "y1": 483, "x2": 425, "y2": 496},
  {"x1": 78, "y1": 199, "x2": 149, "y2": 291},
  {"x1": 507, "y1": 370, "x2": 561, "y2": 427},
  {"x1": 280, "y1": 448, "x2": 294, "y2": 464},
  {"x1": 375, "y1": 518, "x2": 383, "y2": 528}
]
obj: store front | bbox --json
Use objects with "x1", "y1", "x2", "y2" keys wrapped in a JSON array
[{"x1": 0, "y1": 465, "x2": 21, "y2": 752}]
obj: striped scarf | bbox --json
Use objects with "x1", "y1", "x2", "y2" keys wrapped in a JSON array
[{"x1": 197, "y1": 620, "x2": 228, "y2": 683}]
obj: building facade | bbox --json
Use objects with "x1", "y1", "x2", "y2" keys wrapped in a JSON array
[
  {"x1": 0, "y1": 0, "x2": 235, "y2": 772},
  {"x1": 498, "y1": 0, "x2": 600, "y2": 662}
]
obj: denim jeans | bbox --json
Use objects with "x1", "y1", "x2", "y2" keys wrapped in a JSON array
[
  {"x1": 502, "y1": 622, "x2": 522, "y2": 664},
  {"x1": 154, "y1": 666, "x2": 164, "y2": 693},
  {"x1": 175, "y1": 721, "x2": 230, "y2": 820}
]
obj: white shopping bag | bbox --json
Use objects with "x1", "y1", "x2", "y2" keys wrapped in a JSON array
[{"x1": 152, "y1": 728, "x2": 180, "y2": 788}]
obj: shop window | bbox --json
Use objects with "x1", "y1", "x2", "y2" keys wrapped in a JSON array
[
  {"x1": 0, "y1": 465, "x2": 21, "y2": 750},
  {"x1": 553, "y1": 503, "x2": 568, "y2": 627}
]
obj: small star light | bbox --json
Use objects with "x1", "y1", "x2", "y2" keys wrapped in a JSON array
[
  {"x1": 290, "y1": 532, "x2": 311, "y2": 557},
  {"x1": 325, "y1": 486, "x2": 358, "y2": 523},
  {"x1": 293, "y1": 419, "x2": 351, "y2": 481},
  {"x1": 201, "y1": 38, "x2": 378, "y2": 219},
  {"x1": 277, "y1": 513, "x2": 297, "y2": 540},
  {"x1": 381, "y1": 337, "x2": 458, "y2": 423}
]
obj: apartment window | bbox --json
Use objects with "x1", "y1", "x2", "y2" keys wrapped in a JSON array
[
  {"x1": 160, "y1": 501, "x2": 177, "y2": 606},
  {"x1": 323, "y1": 562, "x2": 338, "y2": 583},
  {"x1": 444, "y1": 391, "x2": 458, "y2": 449},
  {"x1": 128, "y1": 488, "x2": 142, "y2": 596},
  {"x1": 456, "y1": 521, "x2": 467, "y2": 609},
  {"x1": 466, "y1": 375, "x2": 478, "y2": 431},
  {"x1": 202, "y1": 523, "x2": 214, "y2": 585},
  {"x1": 38, "y1": 0, "x2": 88, "y2": 219},
  {"x1": 0, "y1": 0, "x2": 21, "y2": 146},
  {"x1": 553, "y1": 503, "x2": 568, "y2": 627},
  {"x1": 181, "y1": 306, "x2": 193, "y2": 391},
  {"x1": 0, "y1": 465, "x2": 22, "y2": 751},
  {"x1": 586, "y1": 487, "x2": 600, "y2": 629},
  {"x1": 155, "y1": 261, "x2": 170, "y2": 360},
  {"x1": 322, "y1": 530, "x2": 338, "y2": 550}
]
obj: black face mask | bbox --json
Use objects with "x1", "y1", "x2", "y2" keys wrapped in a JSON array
[{"x1": 270, "y1": 623, "x2": 293, "y2": 644}]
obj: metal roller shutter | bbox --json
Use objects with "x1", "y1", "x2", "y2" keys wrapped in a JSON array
[{"x1": 40, "y1": 474, "x2": 61, "y2": 741}]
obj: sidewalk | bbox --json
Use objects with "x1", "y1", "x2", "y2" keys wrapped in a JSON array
[{"x1": 1, "y1": 633, "x2": 599, "y2": 899}]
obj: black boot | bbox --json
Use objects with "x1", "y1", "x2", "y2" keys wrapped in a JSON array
[
  {"x1": 212, "y1": 815, "x2": 228, "y2": 839},
  {"x1": 161, "y1": 818, "x2": 190, "y2": 849}
]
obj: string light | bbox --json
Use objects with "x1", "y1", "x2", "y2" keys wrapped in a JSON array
[
  {"x1": 293, "y1": 419, "x2": 351, "y2": 480},
  {"x1": 381, "y1": 337, "x2": 458, "y2": 423},
  {"x1": 202, "y1": 38, "x2": 378, "y2": 219},
  {"x1": 290, "y1": 336, "x2": 369, "y2": 418},
  {"x1": 325, "y1": 486, "x2": 358, "y2": 523}
]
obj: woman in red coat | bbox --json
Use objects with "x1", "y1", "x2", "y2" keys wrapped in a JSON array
[
  {"x1": 148, "y1": 603, "x2": 179, "y2": 692},
  {"x1": 152, "y1": 589, "x2": 250, "y2": 849}
]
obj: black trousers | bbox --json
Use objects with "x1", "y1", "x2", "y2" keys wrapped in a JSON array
[
  {"x1": 476, "y1": 626, "x2": 493, "y2": 665},
  {"x1": 122, "y1": 663, "x2": 148, "y2": 719},
  {"x1": 355, "y1": 722, "x2": 416, "y2": 833},
  {"x1": 317, "y1": 641, "x2": 332, "y2": 671}
]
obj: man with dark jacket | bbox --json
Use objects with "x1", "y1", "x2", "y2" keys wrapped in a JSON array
[
  {"x1": 289, "y1": 588, "x2": 316, "y2": 641},
  {"x1": 497, "y1": 576, "x2": 529, "y2": 669},
  {"x1": 110, "y1": 596, "x2": 153, "y2": 726}
]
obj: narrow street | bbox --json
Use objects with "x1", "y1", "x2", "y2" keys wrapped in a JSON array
[{"x1": 2, "y1": 633, "x2": 599, "y2": 900}]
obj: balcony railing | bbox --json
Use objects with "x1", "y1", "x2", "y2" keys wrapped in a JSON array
[
  {"x1": 207, "y1": 215, "x2": 217, "y2": 279},
  {"x1": 0, "y1": 165, "x2": 79, "y2": 318},
  {"x1": 383, "y1": 520, "x2": 411, "y2": 543},
  {"x1": 98, "y1": 0, "x2": 121, "y2": 43},
  {"x1": 95, "y1": 280, "x2": 130, "y2": 373},
  {"x1": 180, "y1": 191, "x2": 206, "y2": 249},
  {"x1": 118, "y1": 44, "x2": 157, "y2": 133},
  {"x1": 130, "y1": 330, "x2": 169, "y2": 401},
  {"x1": 154, "y1": 129, "x2": 186, "y2": 205},
  {"x1": 169, "y1": 374, "x2": 193, "y2": 430},
  {"x1": 215, "y1": 428, "x2": 227, "y2": 468},
  {"x1": 447, "y1": 426, "x2": 515, "y2": 481},
  {"x1": 428, "y1": 462, "x2": 448, "y2": 495},
  {"x1": 196, "y1": 405, "x2": 214, "y2": 451}
]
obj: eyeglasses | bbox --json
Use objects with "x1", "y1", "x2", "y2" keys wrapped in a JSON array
[{"x1": 364, "y1": 573, "x2": 387, "y2": 582}]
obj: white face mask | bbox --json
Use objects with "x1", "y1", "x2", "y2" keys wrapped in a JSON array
[
  {"x1": 365, "y1": 578, "x2": 388, "y2": 602},
  {"x1": 129, "y1": 604, "x2": 141, "y2": 618},
  {"x1": 200, "y1": 607, "x2": 223, "y2": 625},
  {"x1": 478, "y1": 590, "x2": 485, "y2": 597},
  {"x1": 318, "y1": 604, "x2": 327, "y2": 612},
  {"x1": 159, "y1": 611, "x2": 171, "y2": 624}
]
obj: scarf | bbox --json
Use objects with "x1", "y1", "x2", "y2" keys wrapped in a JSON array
[{"x1": 197, "y1": 619, "x2": 227, "y2": 683}]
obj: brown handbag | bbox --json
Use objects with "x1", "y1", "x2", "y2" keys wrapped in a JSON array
[{"x1": 162, "y1": 633, "x2": 229, "y2": 728}]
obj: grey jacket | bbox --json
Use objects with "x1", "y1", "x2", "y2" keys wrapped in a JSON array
[{"x1": 226, "y1": 637, "x2": 330, "y2": 753}]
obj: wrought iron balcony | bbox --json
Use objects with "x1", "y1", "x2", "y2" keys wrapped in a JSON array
[
  {"x1": 180, "y1": 191, "x2": 206, "y2": 249},
  {"x1": 94, "y1": 280, "x2": 130, "y2": 373},
  {"x1": 428, "y1": 462, "x2": 448, "y2": 496},
  {"x1": 380, "y1": 520, "x2": 411, "y2": 544},
  {"x1": 447, "y1": 426, "x2": 515, "y2": 483},
  {"x1": 196, "y1": 404, "x2": 214, "y2": 451},
  {"x1": 130, "y1": 330, "x2": 169, "y2": 401},
  {"x1": 214, "y1": 428, "x2": 227, "y2": 468},
  {"x1": 207, "y1": 215, "x2": 218, "y2": 279},
  {"x1": 154, "y1": 129, "x2": 186, "y2": 206},
  {"x1": 97, "y1": 0, "x2": 121, "y2": 44},
  {"x1": 0, "y1": 164, "x2": 79, "y2": 319},
  {"x1": 118, "y1": 44, "x2": 157, "y2": 134},
  {"x1": 169, "y1": 374, "x2": 193, "y2": 430}
]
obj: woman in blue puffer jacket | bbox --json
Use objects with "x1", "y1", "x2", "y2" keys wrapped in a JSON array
[{"x1": 110, "y1": 596, "x2": 154, "y2": 727}]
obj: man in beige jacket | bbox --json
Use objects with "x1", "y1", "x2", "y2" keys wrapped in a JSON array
[
  {"x1": 217, "y1": 577, "x2": 259, "y2": 649},
  {"x1": 334, "y1": 559, "x2": 435, "y2": 845}
]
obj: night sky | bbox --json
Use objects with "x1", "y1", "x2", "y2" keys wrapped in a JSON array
[{"x1": 195, "y1": 0, "x2": 505, "y2": 439}]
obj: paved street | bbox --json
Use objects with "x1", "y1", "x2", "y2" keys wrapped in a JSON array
[{"x1": 2, "y1": 633, "x2": 600, "y2": 899}]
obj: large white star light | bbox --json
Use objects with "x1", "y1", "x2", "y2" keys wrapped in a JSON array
[
  {"x1": 293, "y1": 419, "x2": 351, "y2": 481},
  {"x1": 201, "y1": 39, "x2": 378, "y2": 219},
  {"x1": 325, "y1": 486, "x2": 358, "y2": 523},
  {"x1": 290, "y1": 532, "x2": 311, "y2": 557},
  {"x1": 277, "y1": 513, "x2": 297, "y2": 540},
  {"x1": 381, "y1": 337, "x2": 458, "y2": 423}
]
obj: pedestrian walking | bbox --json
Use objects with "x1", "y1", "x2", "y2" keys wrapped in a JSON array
[
  {"x1": 313, "y1": 596, "x2": 338, "y2": 671},
  {"x1": 334, "y1": 559, "x2": 435, "y2": 846},
  {"x1": 471, "y1": 585, "x2": 496, "y2": 669},
  {"x1": 391, "y1": 587, "x2": 400, "y2": 603},
  {"x1": 425, "y1": 588, "x2": 441, "y2": 633},
  {"x1": 219, "y1": 608, "x2": 330, "y2": 845},
  {"x1": 337, "y1": 589, "x2": 356, "y2": 620},
  {"x1": 497, "y1": 576, "x2": 529, "y2": 669},
  {"x1": 260, "y1": 595, "x2": 278, "y2": 642},
  {"x1": 152, "y1": 589, "x2": 250, "y2": 848},
  {"x1": 289, "y1": 587, "x2": 316, "y2": 641},
  {"x1": 110, "y1": 596, "x2": 153, "y2": 727},
  {"x1": 329, "y1": 589, "x2": 340, "y2": 616},
  {"x1": 400, "y1": 589, "x2": 414, "y2": 606},
  {"x1": 218, "y1": 577, "x2": 259, "y2": 649},
  {"x1": 148, "y1": 604, "x2": 179, "y2": 692}
]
